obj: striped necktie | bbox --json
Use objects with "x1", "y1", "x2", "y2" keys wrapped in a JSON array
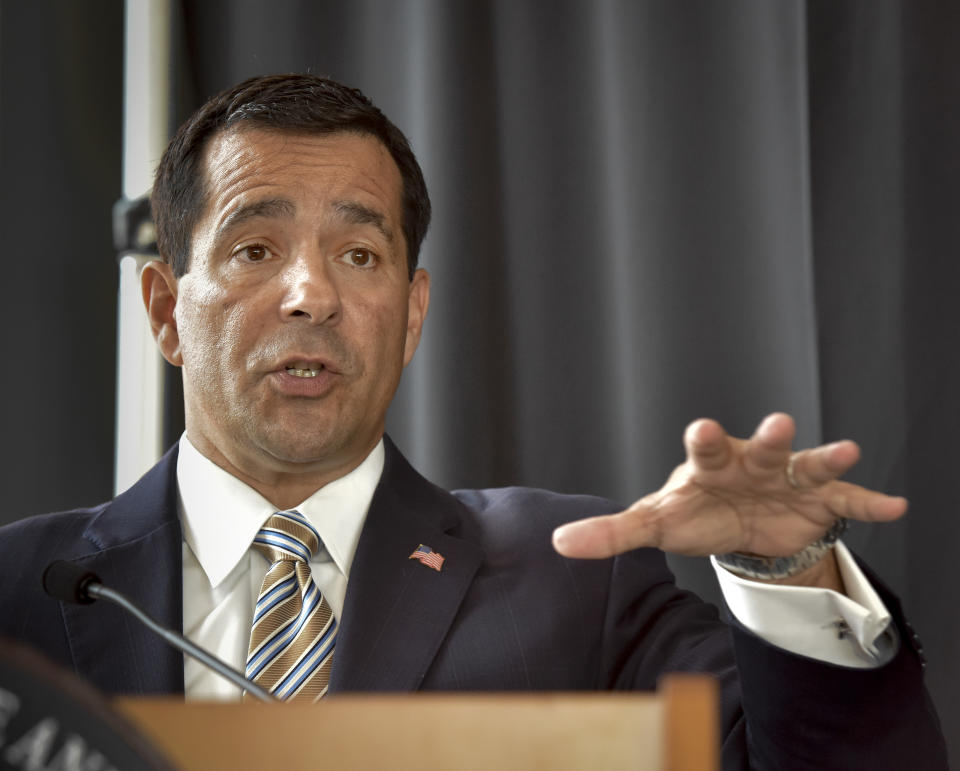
[{"x1": 245, "y1": 510, "x2": 337, "y2": 702}]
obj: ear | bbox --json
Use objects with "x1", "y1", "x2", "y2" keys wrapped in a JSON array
[
  {"x1": 141, "y1": 260, "x2": 183, "y2": 366},
  {"x1": 402, "y1": 268, "x2": 430, "y2": 367}
]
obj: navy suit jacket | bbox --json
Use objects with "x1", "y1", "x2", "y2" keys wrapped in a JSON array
[{"x1": 0, "y1": 437, "x2": 948, "y2": 769}]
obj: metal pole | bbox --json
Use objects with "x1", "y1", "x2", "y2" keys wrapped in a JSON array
[{"x1": 115, "y1": 0, "x2": 170, "y2": 495}]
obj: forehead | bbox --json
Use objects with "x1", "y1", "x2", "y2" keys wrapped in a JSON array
[{"x1": 197, "y1": 127, "x2": 404, "y2": 233}]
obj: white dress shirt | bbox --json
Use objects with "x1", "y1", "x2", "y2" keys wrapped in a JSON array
[
  {"x1": 177, "y1": 434, "x2": 383, "y2": 701},
  {"x1": 713, "y1": 545, "x2": 895, "y2": 667},
  {"x1": 175, "y1": 433, "x2": 894, "y2": 700}
]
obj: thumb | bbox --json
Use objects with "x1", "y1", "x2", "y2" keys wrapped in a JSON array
[{"x1": 552, "y1": 506, "x2": 657, "y2": 559}]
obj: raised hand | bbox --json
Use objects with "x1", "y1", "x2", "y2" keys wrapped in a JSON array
[{"x1": 552, "y1": 413, "x2": 907, "y2": 565}]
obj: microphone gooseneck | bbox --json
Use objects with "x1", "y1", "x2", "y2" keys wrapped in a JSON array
[{"x1": 41, "y1": 560, "x2": 276, "y2": 702}]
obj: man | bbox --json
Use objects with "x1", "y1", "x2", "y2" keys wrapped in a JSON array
[{"x1": 0, "y1": 74, "x2": 947, "y2": 768}]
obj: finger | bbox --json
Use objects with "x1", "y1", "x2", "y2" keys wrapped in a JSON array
[
  {"x1": 683, "y1": 418, "x2": 732, "y2": 471},
  {"x1": 823, "y1": 480, "x2": 909, "y2": 522},
  {"x1": 790, "y1": 441, "x2": 861, "y2": 487},
  {"x1": 742, "y1": 412, "x2": 795, "y2": 476},
  {"x1": 552, "y1": 506, "x2": 657, "y2": 559}
]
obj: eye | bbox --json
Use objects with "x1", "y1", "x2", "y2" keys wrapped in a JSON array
[
  {"x1": 234, "y1": 243, "x2": 273, "y2": 263},
  {"x1": 339, "y1": 247, "x2": 377, "y2": 269}
]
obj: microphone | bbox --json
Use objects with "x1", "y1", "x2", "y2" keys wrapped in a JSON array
[{"x1": 42, "y1": 560, "x2": 276, "y2": 703}]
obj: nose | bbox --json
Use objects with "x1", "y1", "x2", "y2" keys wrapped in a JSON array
[{"x1": 279, "y1": 253, "x2": 342, "y2": 325}]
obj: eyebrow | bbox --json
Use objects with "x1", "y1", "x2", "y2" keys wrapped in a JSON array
[
  {"x1": 215, "y1": 198, "x2": 296, "y2": 241},
  {"x1": 213, "y1": 196, "x2": 396, "y2": 245},
  {"x1": 332, "y1": 199, "x2": 395, "y2": 244}
]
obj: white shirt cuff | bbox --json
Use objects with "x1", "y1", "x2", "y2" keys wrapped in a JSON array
[{"x1": 712, "y1": 541, "x2": 897, "y2": 668}]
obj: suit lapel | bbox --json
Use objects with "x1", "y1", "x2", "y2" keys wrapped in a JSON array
[
  {"x1": 60, "y1": 448, "x2": 185, "y2": 696},
  {"x1": 330, "y1": 437, "x2": 483, "y2": 692}
]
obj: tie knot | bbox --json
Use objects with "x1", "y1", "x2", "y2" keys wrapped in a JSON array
[{"x1": 252, "y1": 510, "x2": 320, "y2": 564}]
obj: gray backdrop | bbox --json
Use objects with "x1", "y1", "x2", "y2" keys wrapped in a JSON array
[{"x1": 2, "y1": 0, "x2": 957, "y2": 759}]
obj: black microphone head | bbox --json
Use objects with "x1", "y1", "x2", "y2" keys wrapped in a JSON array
[{"x1": 42, "y1": 561, "x2": 101, "y2": 605}]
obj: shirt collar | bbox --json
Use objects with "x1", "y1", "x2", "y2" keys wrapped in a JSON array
[{"x1": 176, "y1": 434, "x2": 385, "y2": 589}]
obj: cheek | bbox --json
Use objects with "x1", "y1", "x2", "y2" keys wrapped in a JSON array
[
  {"x1": 358, "y1": 301, "x2": 410, "y2": 389},
  {"x1": 175, "y1": 287, "x2": 248, "y2": 373}
]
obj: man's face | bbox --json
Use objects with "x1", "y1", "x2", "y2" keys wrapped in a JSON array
[{"x1": 144, "y1": 128, "x2": 429, "y2": 496}]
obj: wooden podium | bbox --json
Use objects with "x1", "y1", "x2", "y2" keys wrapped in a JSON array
[{"x1": 116, "y1": 675, "x2": 718, "y2": 770}]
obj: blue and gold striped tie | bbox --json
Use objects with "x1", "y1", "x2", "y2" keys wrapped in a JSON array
[{"x1": 245, "y1": 510, "x2": 337, "y2": 702}]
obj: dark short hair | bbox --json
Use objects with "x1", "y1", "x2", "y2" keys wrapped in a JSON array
[{"x1": 151, "y1": 73, "x2": 431, "y2": 279}]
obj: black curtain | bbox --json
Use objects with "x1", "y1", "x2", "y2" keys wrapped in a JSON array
[
  {"x1": 0, "y1": 0, "x2": 122, "y2": 512},
  {"x1": 2, "y1": 0, "x2": 958, "y2": 758}
]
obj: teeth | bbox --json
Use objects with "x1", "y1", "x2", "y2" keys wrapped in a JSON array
[{"x1": 286, "y1": 365, "x2": 322, "y2": 378}]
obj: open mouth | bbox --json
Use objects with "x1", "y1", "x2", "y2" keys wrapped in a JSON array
[{"x1": 285, "y1": 363, "x2": 325, "y2": 378}]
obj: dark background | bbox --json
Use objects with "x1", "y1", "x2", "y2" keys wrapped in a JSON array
[{"x1": 2, "y1": 0, "x2": 958, "y2": 758}]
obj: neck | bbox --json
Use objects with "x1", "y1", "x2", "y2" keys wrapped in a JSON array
[{"x1": 185, "y1": 433, "x2": 380, "y2": 510}]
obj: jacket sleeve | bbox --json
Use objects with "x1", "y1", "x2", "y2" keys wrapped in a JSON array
[{"x1": 597, "y1": 546, "x2": 948, "y2": 770}]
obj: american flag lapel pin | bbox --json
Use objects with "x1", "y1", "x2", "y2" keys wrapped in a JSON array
[{"x1": 409, "y1": 544, "x2": 445, "y2": 572}]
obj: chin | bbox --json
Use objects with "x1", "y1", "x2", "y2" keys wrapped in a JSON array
[{"x1": 253, "y1": 428, "x2": 367, "y2": 468}]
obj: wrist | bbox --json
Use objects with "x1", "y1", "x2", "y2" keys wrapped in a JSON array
[
  {"x1": 764, "y1": 549, "x2": 845, "y2": 591},
  {"x1": 714, "y1": 518, "x2": 848, "y2": 581}
]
